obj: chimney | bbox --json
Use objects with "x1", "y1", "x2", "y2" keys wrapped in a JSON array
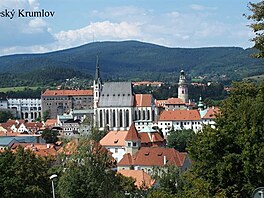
[{"x1": 163, "y1": 155, "x2": 167, "y2": 165}]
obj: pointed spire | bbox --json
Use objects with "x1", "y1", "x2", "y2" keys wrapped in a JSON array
[
  {"x1": 125, "y1": 123, "x2": 140, "y2": 141},
  {"x1": 95, "y1": 55, "x2": 101, "y2": 82}
]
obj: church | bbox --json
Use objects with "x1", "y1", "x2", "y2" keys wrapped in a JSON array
[{"x1": 93, "y1": 57, "x2": 190, "y2": 131}]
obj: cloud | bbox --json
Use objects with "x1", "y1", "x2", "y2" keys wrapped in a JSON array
[
  {"x1": 190, "y1": 4, "x2": 217, "y2": 11},
  {"x1": 54, "y1": 21, "x2": 141, "y2": 47},
  {"x1": 0, "y1": 0, "x2": 54, "y2": 48}
]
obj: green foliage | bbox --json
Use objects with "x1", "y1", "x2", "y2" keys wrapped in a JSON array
[
  {"x1": 186, "y1": 81, "x2": 264, "y2": 197},
  {"x1": 41, "y1": 128, "x2": 59, "y2": 143},
  {"x1": 152, "y1": 165, "x2": 184, "y2": 195},
  {"x1": 57, "y1": 139, "x2": 136, "y2": 198},
  {"x1": 42, "y1": 110, "x2": 50, "y2": 122},
  {"x1": 247, "y1": 1, "x2": 264, "y2": 58},
  {"x1": 0, "y1": 147, "x2": 51, "y2": 198},
  {"x1": 167, "y1": 129, "x2": 194, "y2": 152},
  {"x1": 0, "y1": 41, "x2": 263, "y2": 82},
  {"x1": 88, "y1": 127, "x2": 108, "y2": 142},
  {"x1": 0, "y1": 110, "x2": 14, "y2": 123}
]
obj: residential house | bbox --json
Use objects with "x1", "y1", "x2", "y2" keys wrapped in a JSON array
[{"x1": 117, "y1": 147, "x2": 191, "y2": 174}]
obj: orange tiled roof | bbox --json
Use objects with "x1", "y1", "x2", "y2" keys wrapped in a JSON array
[
  {"x1": 165, "y1": 97, "x2": 185, "y2": 105},
  {"x1": 118, "y1": 170, "x2": 155, "y2": 189},
  {"x1": 100, "y1": 130, "x2": 128, "y2": 147},
  {"x1": 24, "y1": 143, "x2": 58, "y2": 158},
  {"x1": 159, "y1": 110, "x2": 201, "y2": 121},
  {"x1": 25, "y1": 122, "x2": 44, "y2": 128},
  {"x1": 42, "y1": 89, "x2": 93, "y2": 96},
  {"x1": 125, "y1": 123, "x2": 140, "y2": 141},
  {"x1": 45, "y1": 119, "x2": 58, "y2": 126},
  {"x1": 134, "y1": 94, "x2": 152, "y2": 107},
  {"x1": 203, "y1": 107, "x2": 220, "y2": 119},
  {"x1": 118, "y1": 147, "x2": 187, "y2": 167}
]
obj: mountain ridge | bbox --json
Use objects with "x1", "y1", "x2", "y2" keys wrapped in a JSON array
[{"x1": 0, "y1": 40, "x2": 263, "y2": 82}]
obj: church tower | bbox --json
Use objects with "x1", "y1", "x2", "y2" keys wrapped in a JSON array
[
  {"x1": 178, "y1": 70, "x2": 188, "y2": 103},
  {"x1": 93, "y1": 55, "x2": 102, "y2": 126}
]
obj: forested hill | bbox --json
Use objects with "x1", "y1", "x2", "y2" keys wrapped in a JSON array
[{"x1": 0, "y1": 40, "x2": 263, "y2": 82}]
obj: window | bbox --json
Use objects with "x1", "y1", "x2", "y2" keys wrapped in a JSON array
[
  {"x1": 128, "y1": 142, "x2": 131, "y2": 147},
  {"x1": 133, "y1": 142, "x2": 137, "y2": 147},
  {"x1": 115, "y1": 148, "x2": 118, "y2": 153}
]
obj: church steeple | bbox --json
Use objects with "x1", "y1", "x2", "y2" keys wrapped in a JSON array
[
  {"x1": 93, "y1": 55, "x2": 102, "y2": 110},
  {"x1": 95, "y1": 55, "x2": 101, "y2": 84}
]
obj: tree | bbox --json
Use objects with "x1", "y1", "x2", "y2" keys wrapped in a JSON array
[
  {"x1": 152, "y1": 165, "x2": 184, "y2": 196},
  {"x1": 42, "y1": 110, "x2": 50, "y2": 122},
  {"x1": 41, "y1": 129, "x2": 59, "y2": 144},
  {"x1": 186, "y1": 82, "x2": 264, "y2": 197},
  {"x1": 57, "y1": 139, "x2": 136, "y2": 198},
  {"x1": 0, "y1": 147, "x2": 51, "y2": 198},
  {"x1": 247, "y1": 1, "x2": 264, "y2": 58},
  {"x1": 0, "y1": 110, "x2": 14, "y2": 123},
  {"x1": 167, "y1": 129, "x2": 194, "y2": 152}
]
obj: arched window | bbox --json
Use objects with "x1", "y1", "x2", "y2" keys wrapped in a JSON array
[
  {"x1": 147, "y1": 110, "x2": 150, "y2": 120},
  {"x1": 138, "y1": 110, "x2": 141, "y2": 120},
  {"x1": 126, "y1": 109, "x2": 129, "y2": 127},
  {"x1": 106, "y1": 110, "x2": 109, "y2": 125},
  {"x1": 119, "y1": 110, "x2": 123, "y2": 127},
  {"x1": 25, "y1": 112, "x2": 28, "y2": 119},
  {"x1": 99, "y1": 110, "x2": 103, "y2": 127},
  {"x1": 113, "y1": 110, "x2": 116, "y2": 127},
  {"x1": 152, "y1": 110, "x2": 155, "y2": 121},
  {"x1": 143, "y1": 110, "x2": 146, "y2": 120},
  {"x1": 134, "y1": 111, "x2": 137, "y2": 120}
]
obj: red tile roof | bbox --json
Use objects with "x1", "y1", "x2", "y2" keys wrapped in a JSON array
[
  {"x1": 42, "y1": 89, "x2": 93, "y2": 96},
  {"x1": 159, "y1": 110, "x2": 201, "y2": 121},
  {"x1": 165, "y1": 97, "x2": 185, "y2": 105},
  {"x1": 118, "y1": 170, "x2": 155, "y2": 189},
  {"x1": 100, "y1": 130, "x2": 128, "y2": 147},
  {"x1": 134, "y1": 94, "x2": 152, "y2": 107},
  {"x1": 125, "y1": 123, "x2": 140, "y2": 141},
  {"x1": 203, "y1": 107, "x2": 220, "y2": 119},
  {"x1": 45, "y1": 119, "x2": 58, "y2": 127},
  {"x1": 118, "y1": 147, "x2": 187, "y2": 168}
]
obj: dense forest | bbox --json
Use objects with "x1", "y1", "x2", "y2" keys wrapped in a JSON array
[{"x1": 0, "y1": 41, "x2": 263, "y2": 84}]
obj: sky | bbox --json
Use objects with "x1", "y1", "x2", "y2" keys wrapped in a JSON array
[{"x1": 0, "y1": 0, "x2": 260, "y2": 56}]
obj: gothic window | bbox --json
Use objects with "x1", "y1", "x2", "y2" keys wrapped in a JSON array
[
  {"x1": 147, "y1": 110, "x2": 150, "y2": 120},
  {"x1": 113, "y1": 110, "x2": 116, "y2": 127},
  {"x1": 106, "y1": 110, "x2": 109, "y2": 125},
  {"x1": 143, "y1": 110, "x2": 145, "y2": 120},
  {"x1": 99, "y1": 110, "x2": 103, "y2": 127},
  {"x1": 126, "y1": 109, "x2": 129, "y2": 127},
  {"x1": 134, "y1": 111, "x2": 137, "y2": 120},
  {"x1": 119, "y1": 110, "x2": 123, "y2": 127}
]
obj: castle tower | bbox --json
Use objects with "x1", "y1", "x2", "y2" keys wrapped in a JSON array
[
  {"x1": 178, "y1": 70, "x2": 188, "y2": 103},
  {"x1": 125, "y1": 123, "x2": 141, "y2": 156},
  {"x1": 93, "y1": 55, "x2": 102, "y2": 126}
]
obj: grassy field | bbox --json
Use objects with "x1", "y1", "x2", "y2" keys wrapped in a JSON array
[
  {"x1": 244, "y1": 74, "x2": 264, "y2": 81},
  {"x1": 0, "y1": 86, "x2": 39, "y2": 92}
]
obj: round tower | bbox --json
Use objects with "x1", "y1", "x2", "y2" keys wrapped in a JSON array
[{"x1": 178, "y1": 70, "x2": 188, "y2": 103}]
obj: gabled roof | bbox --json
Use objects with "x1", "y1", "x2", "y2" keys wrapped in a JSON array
[
  {"x1": 118, "y1": 153, "x2": 133, "y2": 166},
  {"x1": 165, "y1": 97, "x2": 185, "y2": 105},
  {"x1": 159, "y1": 110, "x2": 201, "y2": 121},
  {"x1": 100, "y1": 130, "x2": 128, "y2": 147},
  {"x1": 118, "y1": 147, "x2": 187, "y2": 168},
  {"x1": 125, "y1": 123, "x2": 140, "y2": 141},
  {"x1": 202, "y1": 107, "x2": 220, "y2": 119},
  {"x1": 118, "y1": 170, "x2": 155, "y2": 189},
  {"x1": 98, "y1": 82, "x2": 134, "y2": 107},
  {"x1": 134, "y1": 94, "x2": 152, "y2": 107},
  {"x1": 45, "y1": 119, "x2": 58, "y2": 127},
  {"x1": 42, "y1": 89, "x2": 93, "y2": 96}
]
